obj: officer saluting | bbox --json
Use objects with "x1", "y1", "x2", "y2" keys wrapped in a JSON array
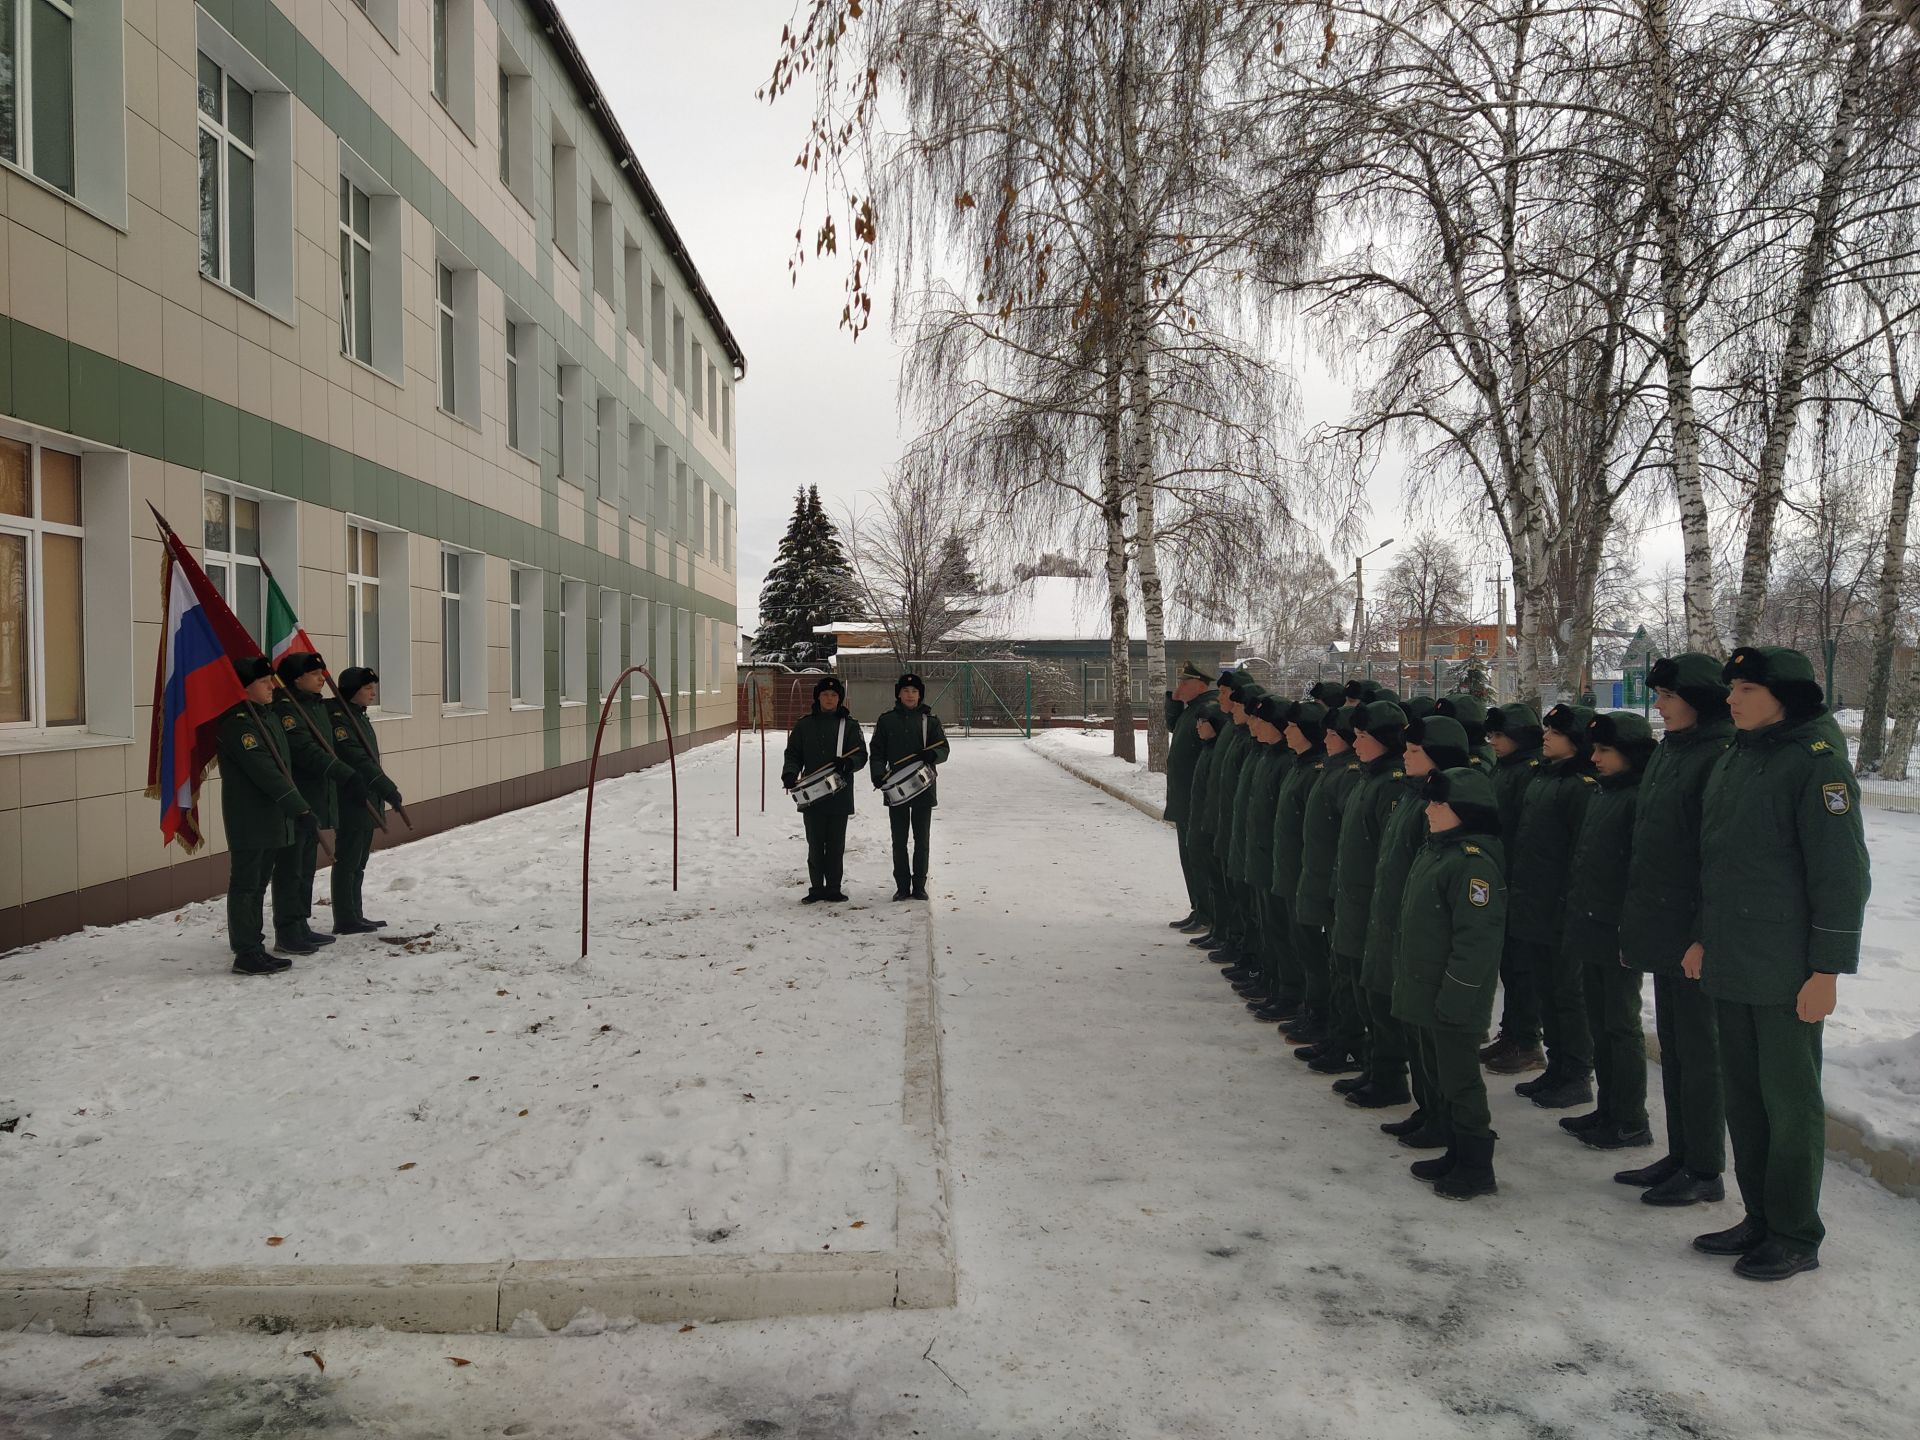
[
  {"x1": 870, "y1": 672, "x2": 951, "y2": 901},
  {"x1": 218, "y1": 657, "x2": 317, "y2": 975},
  {"x1": 327, "y1": 666, "x2": 405, "y2": 934},
  {"x1": 782, "y1": 675, "x2": 868, "y2": 904}
]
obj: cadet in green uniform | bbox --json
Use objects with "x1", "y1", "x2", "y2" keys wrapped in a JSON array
[
  {"x1": 1693, "y1": 647, "x2": 1870, "y2": 1281},
  {"x1": 1401, "y1": 696, "x2": 1436, "y2": 724},
  {"x1": 1481, "y1": 703, "x2": 1546, "y2": 1073},
  {"x1": 1162, "y1": 661, "x2": 1215, "y2": 931},
  {"x1": 1324, "y1": 700, "x2": 1410, "y2": 1090},
  {"x1": 328, "y1": 666, "x2": 404, "y2": 934},
  {"x1": 1393, "y1": 767, "x2": 1508, "y2": 1199},
  {"x1": 1511, "y1": 703, "x2": 1599, "y2": 1108},
  {"x1": 1227, "y1": 695, "x2": 1296, "y2": 1015},
  {"x1": 869, "y1": 672, "x2": 951, "y2": 901},
  {"x1": 217, "y1": 658, "x2": 315, "y2": 975},
  {"x1": 1274, "y1": 702, "x2": 1332, "y2": 1039},
  {"x1": 1371, "y1": 714, "x2": 1472, "y2": 1139},
  {"x1": 1186, "y1": 682, "x2": 1230, "y2": 954},
  {"x1": 1559, "y1": 712, "x2": 1655, "y2": 1150},
  {"x1": 1292, "y1": 708, "x2": 1362, "y2": 1063},
  {"x1": 1617, "y1": 654, "x2": 1735, "y2": 1205},
  {"x1": 782, "y1": 675, "x2": 868, "y2": 904},
  {"x1": 1437, "y1": 694, "x2": 1499, "y2": 776},
  {"x1": 1206, "y1": 675, "x2": 1260, "y2": 966},
  {"x1": 1220, "y1": 682, "x2": 1273, "y2": 985},
  {"x1": 273, "y1": 652, "x2": 358, "y2": 954}
]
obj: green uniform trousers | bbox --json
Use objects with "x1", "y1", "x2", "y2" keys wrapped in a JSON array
[
  {"x1": 1176, "y1": 821, "x2": 1210, "y2": 922},
  {"x1": 271, "y1": 831, "x2": 319, "y2": 936},
  {"x1": 1257, "y1": 890, "x2": 1302, "y2": 1003},
  {"x1": 1415, "y1": 1025, "x2": 1494, "y2": 1142},
  {"x1": 1365, "y1": 989, "x2": 1409, "y2": 1091},
  {"x1": 1584, "y1": 964, "x2": 1648, "y2": 1131},
  {"x1": 1327, "y1": 950, "x2": 1369, "y2": 1058},
  {"x1": 1652, "y1": 974, "x2": 1725, "y2": 1175},
  {"x1": 1496, "y1": 936, "x2": 1541, "y2": 1045},
  {"x1": 1294, "y1": 923, "x2": 1331, "y2": 1016},
  {"x1": 1717, "y1": 999, "x2": 1826, "y2": 1250},
  {"x1": 1524, "y1": 938, "x2": 1592, "y2": 1075},
  {"x1": 331, "y1": 806, "x2": 378, "y2": 927},
  {"x1": 226, "y1": 846, "x2": 280, "y2": 955},
  {"x1": 1206, "y1": 856, "x2": 1238, "y2": 939},
  {"x1": 1408, "y1": 1019, "x2": 1437, "y2": 1117}
]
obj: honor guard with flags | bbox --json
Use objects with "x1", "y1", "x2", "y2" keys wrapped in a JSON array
[
  {"x1": 271, "y1": 651, "x2": 357, "y2": 954},
  {"x1": 328, "y1": 666, "x2": 405, "y2": 933},
  {"x1": 218, "y1": 657, "x2": 317, "y2": 974}
]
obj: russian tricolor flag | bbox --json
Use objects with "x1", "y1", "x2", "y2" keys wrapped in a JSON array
[{"x1": 145, "y1": 528, "x2": 251, "y2": 851}]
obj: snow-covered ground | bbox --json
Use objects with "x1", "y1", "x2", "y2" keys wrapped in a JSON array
[
  {"x1": 0, "y1": 739, "x2": 921, "y2": 1269},
  {"x1": 1031, "y1": 726, "x2": 1920, "y2": 1159},
  {"x1": 3, "y1": 741, "x2": 1917, "y2": 1438}
]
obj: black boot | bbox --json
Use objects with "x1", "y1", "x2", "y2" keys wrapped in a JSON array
[
  {"x1": 1513, "y1": 1067, "x2": 1557, "y2": 1097},
  {"x1": 1179, "y1": 918, "x2": 1211, "y2": 934},
  {"x1": 1642, "y1": 1168, "x2": 1725, "y2": 1207},
  {"x1": 300, "y1": 925, "x2": 336, "y2": 947},
  {"x1": 1306, "y1": 1048, "x2": 1364, "y2": 1075},
  {"x1": 1330, "y1": 1074, "x2": 1369, "y2": 1095},
  {"x1": 892, "y1": 886, "x2": 911, "y2": 902},
  {"x1": 1578, "y1": 1121, "x2": 1654, "y2": 1151},
  {"x1": 232, "y1": 949, "x2": 291, "y2": 976},
  {"x1": 333, "y1": 918, "x2": 381, "y2": 935},
  {"x1": 1347, "y1": 1079, "x2": 1412, "y2": 1110},
  {"x1": 911, "y1": 880, "x2": 928, "y2": 900},
  {"x1": 1526, "y1": 1072, "x2": 1594, "y2": 1110},
  {"x1": 824, "y1": 889, "x2": 850, "y2": 902},
  {"x1": 1691, "y1": 1217, "x2": 1768, "y2": 1256},
  {"x1": 1266, "y1": 995, "x2": 1304, "y2": 1023},
  {"x1": 1189, "y1": 932, "x2": 1224, "y2": 949},
  {"x1": 1168, "y1": 911, "x2": 1198, "y2": 929},
  {"x1": 801, "y1": 889, "x2": 824, "y2": 905},
  {"x1": 1614, "y1": 1154, "x2": 1684, "y2": 1189},
  {"x1": 274, "y1": 931, "x2": 317, "y2": 956},
  {"x1": 1410, "y1": 1146, "x2": 1456, "y2": 1181},
  {"x1": 1434, "y1": 1133, "x2": 1498, "y2": 1200},
  {"x1": 1380, "y1": 1108, "x2": 1427, "y2": 1138},
  {"x1": 1292, "y1": 1040, "x2": 1332, "y2": 1062},
  {"x1": 1486, "y1": 1041, "x2": 1547, "y2": 1075},
  {"x1": 1558, "y1": 1109, "x2": 1607, "y2": 1135},
  {"x1": 1733, "y1": 1240, "x2": 1820, "y2": 1282},
  {"x1": 1396, "y1": 1124, "x2": 1450, "y2": 1150},
  {"x1": 1249, "y1": 1001, "x2": 1290, "y2": 1022},
  {"x1": 1282, "y1": 1013, "x2": 1327, "y2": 1045}
]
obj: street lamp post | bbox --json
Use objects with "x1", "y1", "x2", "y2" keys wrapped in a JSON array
[{"x1": 1351, "y1": 538, "x2": 1395, "y2": 672}]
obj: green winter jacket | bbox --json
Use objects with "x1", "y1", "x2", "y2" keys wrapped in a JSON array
[
  {"x1": 1391, "y1": 830, "x2": 1508, "y2": 1033},
  {"x1": 1270, "y1": 744, "x2": 1326, "y2": 901},
  {"x1": 1361, "y1": 772, "x2": 1429, "y2": 994},
  {"x1": 1210, "y1": 722, "x2": 1257, "y2": 863},
  {"x1": 869, "y1": 703, "x2": 951, "y2": 806},
  {"x1": 1561, "y1": 770, "x2": 1641, "y2": 969},
  {"x1": 1164, "y1": 692, "x2": 1209, "y2": 825},
  {"x1": 329, "y1": 699, "x2": 403, "y2": 819},
  {"x1": 1698, "y1": 713, "x2": 1872, "y2": 1006},
  {"x1": 1508, "y1": 756, "x2": 1597, "y2": 946},
  {"x1": 1618, "y1": 717, "x2": 1734, "y2": 973},
  {"x1": 1330, "y1": 753, "x2": 1407, "y2": 959},
  {"x1": 1492, "y1": 746, "x2": 1542, "y2": 854},
  {"x1": 1469, "y1": 743, "x2": 1499, "y2": 778},
  {"x1": 1295, "y1": 754, "x2": 1360, "y2": 929},
  {"x1": 1232, "y1": 743, "x2": 1290, "y2": 885},
  {"x1": 217, "y1": 703, "x2": 311, "y2": 849},
  {"x1": 1187, "y1": 710, "x2": 1224, "y2": 842},
  {"x1": 783, "y1": 707, "x2": 869, "y2": 818},
  {"x1": 277, "y1": 690, "x2": 357, "y2": 828}
]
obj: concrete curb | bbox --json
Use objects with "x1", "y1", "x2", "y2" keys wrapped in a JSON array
[
  {"x1": 1026, "y1": 742, "x2": 1169, "y2": 825},
  {"x1": 0, "y1": 916, "x2": 958, "y2": 1336}
]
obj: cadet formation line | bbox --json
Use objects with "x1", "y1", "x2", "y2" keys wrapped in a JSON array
[{"x1": 1158, "y1": 649, "x2": 1871, "y2": 1284}]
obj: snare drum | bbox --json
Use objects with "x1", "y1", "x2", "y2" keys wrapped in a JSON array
[
  {"x1": 880, "y1": 758, "x2": 934, "y2": 808},
  {"x1": 791, "y1": 765, "x2": 848, "y2": 811}
]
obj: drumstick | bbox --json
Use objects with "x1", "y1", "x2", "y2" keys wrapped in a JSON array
[
  {"x1": 882, "y1": 742, "x2": 942, "y2": 775},
  {"x1": 788, "y1": 745, "x2": 866, "y2": 789}
]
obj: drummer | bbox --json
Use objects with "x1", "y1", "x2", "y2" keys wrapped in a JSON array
[
  {"x1": 781, "y1": 675, "x2": 869, "y2": 904},
  {"x1": 870, "y1": 672, "x2": 953, "y2": 901}
]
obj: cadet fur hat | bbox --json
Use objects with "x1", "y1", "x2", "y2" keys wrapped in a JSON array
[
  {"x1": 814, "y1": 674, "x2": 846, "y2": 701},
  {"x1": 1423, "y1": 765, "x2": 1502, "y2": 835},
  {"x1": 233, "y1": 655, "x2": 274, "y2": 686},
  {"x1": 1437, "y1": 693, "x2": 1489, "y2": 741},
  {"x1": 1355, "y1": 700, "x2": 1409, "y2": 738},
  {"x1": 1327, "y1": 706, "x2": 1358, "y2": 742},
  {"x1": 1309, "y1": 680, "x2": 1346, "y2": 707},
  {"x1": 1648, "y1": 652, "x2": 1730, "y2": 712},
  {"x1": 1407, "y1": 714, "x2": 1471, "y2": 770},
  {"x1": 1250, "y1": 694, "x2": 1289, "y2": 727},
  {"x1": 274, "y1": 651, "x2": 325, "y2": 685},
  {"x1": 1543, "y1": 703, "x2": 1597, "y2": 750},
  {"x1": 1589, "y1": 710, "x2": 1656, "y2": 770},
  {"x1": 1723, "y1": 646, "x2": 1824, "y2": 717},
  {"x1": 895, "y1": 672, "x2": 926, "y2": 696},
  {"x1": 1487, "y1": 702, "x2": 1543, "y2": 741},
  {"x1": 337, "y1": 665, "x2": 379, "y2": 703},
  {"x1": 1344, "y1": 678, "x2": 1376, "y2": 703},
  {"x1": 1373, "y1": 687, "x2": 1402, "y2": 705},
  {"x1": 1286, "y1": 700, "x2": 1329, "y2": 743},
  {"x1": 1178, "y1": 660, "x2": 1212, "y2": 684},
  {"x1": 1401, "y1": 694, "x2": 1437, "y2": 722}
]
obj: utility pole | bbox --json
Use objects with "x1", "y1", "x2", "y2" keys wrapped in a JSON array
[
  {"x1": 1494, "y1": 568, "x2": 1509, "y2": 703},
  {"x1": 1351, "y1": 538, "x2": 1394, "y2": 672}
]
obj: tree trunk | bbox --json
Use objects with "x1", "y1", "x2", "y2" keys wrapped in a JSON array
[
  {"x1": 1101, "y1": 355, "x2": 1137, "y2": 762},
  {"x1": 1126, "y1": 281, "x2": 1169, "y2": 774},
  {"x1": 1880, "y1": 650, "x2": 1920, "y2": 782},
  {"x1": 1855, "y1": 373, "x2": 1919, "y2": 771},
  {"x1": 1730, "y1": 12, "x2": 1875, "y2": 641},
  {"x1": 1645, "y1": 0, "x2": 1716, "y2": 651},
  {"x1": 1560, "y1": 497, "x2": 1612, "y2": 699}
]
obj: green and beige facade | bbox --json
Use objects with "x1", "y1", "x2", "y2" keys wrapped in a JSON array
[{"x1": 0, "y1": 0, "x2": 742, "y2": 948}]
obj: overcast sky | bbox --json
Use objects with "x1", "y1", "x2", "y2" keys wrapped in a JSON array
[{"x1": 565, "y1": 1, "x2": 1682, "y2": 638}]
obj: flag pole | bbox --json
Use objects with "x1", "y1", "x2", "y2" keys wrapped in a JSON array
[
  {"x1": 256, "y1": 557, "x2": 408, "y2": 832},
  {"x1": 148, "y1": 505, "x2": 334, "y2": 862}
]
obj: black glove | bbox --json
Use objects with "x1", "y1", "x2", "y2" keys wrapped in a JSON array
[
  {"x1": 296, "y1": 812, "x2": 321, "y2": 839},
  {"x1": 782, "y1": 772, "x2": 798, "y2": 791},
  {"x1": 385, "y1": 788, "x2": 404, "y2": 809},
  {"x1": 839, "y1": 757, "x2": 860, "y2": 776}
]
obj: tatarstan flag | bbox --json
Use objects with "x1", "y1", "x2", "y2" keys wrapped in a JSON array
[{"x1": 265, "y1": 569, "x2": 318, "y2": 667}]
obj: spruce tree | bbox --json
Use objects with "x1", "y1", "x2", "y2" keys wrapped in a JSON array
[{"x1": 755, "y1": 486, "x2": 860, "y2": 661}]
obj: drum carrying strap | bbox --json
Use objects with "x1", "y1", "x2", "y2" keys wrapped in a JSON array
[{"x1": 837, "y1": 717, "x2": 847, "y2": 758}]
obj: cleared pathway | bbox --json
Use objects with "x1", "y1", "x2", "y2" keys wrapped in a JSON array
[{"x1": 3, "y1": 741, "x2": 1916, "y2": 1439}]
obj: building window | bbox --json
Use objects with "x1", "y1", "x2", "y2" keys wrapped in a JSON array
[
  {"x1": 431, "y1": 0, "x2": 448, "y2": 101},
  {"x1": 721, "y1": 385, "x2": 733, "y2": 451},
  {"x1": 708, "y1": 489, "x2": 720, "y2": 561},
  {"x1": 672, "y1": 308, "x2": 686, "y2": 395},
  {"x1": 590, "y1": 184, "x2": 615, "y2": 307},
  {"x1": 628, "y1": 421, "x2": 650, "y2": 515},
  {"x1": 650, "y1": 278, "x2": 667, "y2": 362},
  {"x1": 654, "y1": 602, "x2": 671, "y2": 704},
  {"x1": 348, "y1": 0, "x2": 399, "y2": 49},
  {"x1": 551, "y1": 118, "x2": 577, "y2": 263},
  {"x1": 440, "y1": 548, "x2": 463, "y2": 706},
  {"x1": 339, "y1": 176, "x2": 374, "y2": 366},
  {"x1": 202, "y1": 482, "x2": 264, "y2": 646},
  {"x1": 196, "y1": 53, "x2": 255, "y2": 298},
  {"x1": 504, "y1": 317, "x2": 521, "y2": 451},
  {"x1": 690, "y1": 342, "x2": 705, "y2": 418},
  {"x1": 436, "y1": 262, "x2": 458, "y2": 416},
  {"x1": 509, "y1": 565, "x2": 542, "y2": 706},
  {"x1": 556, "y1": 356, "x2": 583, "y2": 483},
  {"x1": 630, "y1": 595, "x2": 650, "y2": 698},
  {"x1": 560, "y1": 578, "x2": 587, "y2": 702},
  {"x1": 496, "y1": 34, "x2": 531, "y2": 212},
  {"x1": 346, "y1": 522, "x2": 381, "y2": 677},
  {"x1": 594, "y1": 394, "x2": 619, "y2": 495},
  {"x1": 497, "y1": 66, "x2": 510, "y2": 185},
  {"x1": 429, "y1": 0, "x2": 474, "y2": 133},
  {"x1": 624, "y1": 239, "x2": 645, "y2": 350},
  {"x1": 722, "y1": 501, "x2": 734, "y2": 572},
  {"x1": 676, "y1": 607, "x2": 691, "y2": 700},
  {"x1": 707, "y1": 361, "x2": 719, "y2": 433},
  {"x1": 0, "y1": 434, "x2": 84, "y2": 727},
  {"x1": 598, "y1": 588, "x2": 620, "y2": 698},
  {"x1": 505, "y1": 309, "x2": 538, "y2": 455},
  {"x1": 1, "y1": 0, "x2": 74, "y2": 195}
]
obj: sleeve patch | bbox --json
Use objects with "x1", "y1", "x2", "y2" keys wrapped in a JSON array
[
  {"x1": 1822, "y1": 783, "x2": 1851, "y2": 816},
  {"x1": 334, "y1": 726, "x2": 349, "y2": 740},
  {"x1": 1810, "y1": 739, "x2": 1832, "y2": 753},
  {"x1": 281, "y1": 715, "x2": 295, "y2": 730},
  {"x1": 1467, "y1": 877, "x2": 1492, "y2": 907},
  {"x1": 1581, "y1": 775, "x2": 1597, "y2": 785},
  {"x1": 241, "y1": 732, "x2": 259, "y2": 750}
]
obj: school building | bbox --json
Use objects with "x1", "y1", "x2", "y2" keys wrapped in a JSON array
[{"x1": 0, "y1": 0, "x2": 742, "y2": 949}]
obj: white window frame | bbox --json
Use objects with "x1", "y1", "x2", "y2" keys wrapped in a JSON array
[
  {"x1": 676, "y1": 606, "x2": 691, "y2": 701},
  {"x1": 594, "y1": 393, "x2": 619, "y2": 496},
  {"x1": 430, "y1": 0, "x2": 475, "y2": 136},
  {"x1": 597, "y1": 587, "x2": 621, "y2": 700},
  {"x1": 550, "y1": 115, "x2": 578, "y2": 264},
  {"x1": 349, "y1": 0, "x2": 400, "y2": 51},
  {"x1": 200, "y1": 476, "x2": 292, "y2": 650},
  {"x1": 345, "y1": 520, "x2": 381, "y2": 689},
  {"x1": 0, "y1": 0, "x2": 127, "y2": 229},
  {"x1": 344, "y1": 519, "x2": 410, "y2": 715},
  {"x1": 338, "y1": 145, "x2": 402, "y2": 382},
  {"x1": 2, "y1": 0, "x2": 74, "y2": 197},
  {"x1": 436, "y1": 261, "x2": 459, "y2": 417},
  {"x1": 339, "y1": 175, "x2": 375, "y2": 367},
  {"x1": 0, "y1": 432, "x2": 85, "y2": 730},
  {"x1": 496, "y1": 33, "x2": 532, "y2": 214},
  {"x1": 439, "y1": 546, "x2": 485, "y2": 712},
  {"x1": 196, "y1": 53, "x2": 256, "y2": 299},
  {"x1": 559, "y1": 577, "x2": 588, "y2": 704},
  {"x1": 433, "y1": 237, "x2": 479, "y2": 427},
  {"x1": 556, "y1": 353, "x2": 583, "y2": 484},
  {"x1": 195, "y1": 14, "x2": 293, "y2": 320},
  {"x1": 504, "y1": 306, "x2": 538, "y2": 457},
  {"x1": 509, "y1": 565, "x2": 543, "y2": 708},
  {"x1": 590, "y1": 183, "x2": 616, "y2": 307},
  {"x1": 504, "y1": 314, "x2": 522, "y2": 451}
]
